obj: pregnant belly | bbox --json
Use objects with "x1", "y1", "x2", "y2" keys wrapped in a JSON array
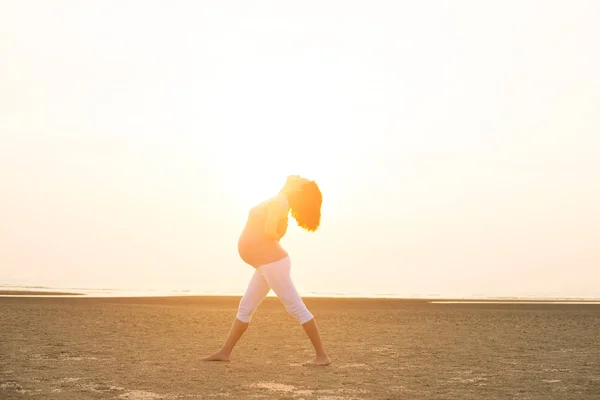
[{"x1": 238, "y1": 230, "x2": 288, "y2": 268}]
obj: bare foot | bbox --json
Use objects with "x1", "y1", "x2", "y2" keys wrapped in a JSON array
[
  {"x1": 200, "y1": 351, "x2": 231, "y2": 362},
  {"x1": 303, "y1": 355, "x2": 331, "y2": 366}
]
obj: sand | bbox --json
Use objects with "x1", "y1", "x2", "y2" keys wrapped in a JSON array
[
  {"x1": 1, "y1": 296, "x2": 599, "y2": 399},
  {"x1": 0, "y1": 291, "x2": 83, "y2": 296}
]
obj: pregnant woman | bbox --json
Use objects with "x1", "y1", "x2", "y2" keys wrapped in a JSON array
[{"x1": 201, "y1": 175, "x2": 331, "y2": 366}]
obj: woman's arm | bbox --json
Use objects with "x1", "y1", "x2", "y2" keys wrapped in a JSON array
[{"x1": 264, "y1": 197, "x2": 289, "y2": 241}]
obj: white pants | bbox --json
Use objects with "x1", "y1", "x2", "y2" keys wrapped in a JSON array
[{"x1": 237, "y1": 256, "x2": 314, "y2": 325}]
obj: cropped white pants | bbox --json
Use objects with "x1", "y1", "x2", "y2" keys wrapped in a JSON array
[{"x1": 236, "y1": 256, "x2": 314, "y2": 325}]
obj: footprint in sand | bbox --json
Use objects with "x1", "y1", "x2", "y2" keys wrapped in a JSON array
[
  {"x1": 249, "y1": 382, "x2": 296, "y2": 393},
  {"x1": 59, "y1": 377, "x2": 82, "y2": 383},
  {"x1": 294, "y1": 389, "x2": 315, "y2": 396},
  {"x1": 371, "y1": 346, "x2": 394, "y2": 354},
  {"x1": 449, "y1": 377, "x2": 488, "y2": 384},
  {"x1": 335, "y1": 363, "x2": 372, "y2": 370},
  {"x1": 0, "y1": 382, "x2": 35, "y2": 395},
  {"x1": 118, "y1": 390, "x2": 169, "y2": 399}
]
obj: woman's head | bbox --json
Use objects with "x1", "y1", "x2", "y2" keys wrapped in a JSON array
[{"x1": 281, "y1": 175, "x2": 322, "y2": 232}]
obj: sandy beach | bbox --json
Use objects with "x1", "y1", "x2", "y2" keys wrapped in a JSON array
[
  {"x1": 0, "y1": 291, "x2": 84, "y2": 296},
  {"x1": 1, "y1": 296, "x2": 599, "y2": 399}
]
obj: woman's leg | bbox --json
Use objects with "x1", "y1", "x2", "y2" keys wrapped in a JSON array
[
  {"x1": 201, "y1": 269, "x2": 271, "y2": 361},
  {"x1": 259, "y1": 258, "x2": 331, "y2": 366},
  {"x1": 301, "y1": 318, "x2": 330, "y2": 365}
]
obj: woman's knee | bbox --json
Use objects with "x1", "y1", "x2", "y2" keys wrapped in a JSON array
[
  {"x1": 236, "y1": 298, "x2": 256, "y2": 323},
  {"x1": 284, "y1": 301, "x2": 314, "y2": 324}
]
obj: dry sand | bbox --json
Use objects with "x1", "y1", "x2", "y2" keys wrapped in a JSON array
[{"x1": 1, "y1": 296, "x2": 599, "y2": 399}]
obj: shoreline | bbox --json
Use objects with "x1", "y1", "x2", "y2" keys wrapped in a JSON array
[
  {"x1": 0, "y1": 290, "x2": 599, "y2": 303},
  {"x1": 0, "y1": 290, "x2": 84, "y2": 296}
]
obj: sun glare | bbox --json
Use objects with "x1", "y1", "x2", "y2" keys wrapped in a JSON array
[
  {"x1": 211, "y1": 132, "x2": 335, "y2": 211},
  {"x1": 201, "y1": 69, "x2": 341, "y2": 210},
  {"x1": 228, "y1": 165, "x2": 283, "y2": 208}
]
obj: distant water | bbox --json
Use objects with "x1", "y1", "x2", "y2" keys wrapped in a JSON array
[
  {"x1": 1, "y1": 284, "x2": 600, "y2": 302},
  {"x1": 0, "y1": 283, "x2": 417, "y2": 298},
  {"x1": 431, "y1": 300, "x2": 600, "y2": 304},
  {"x1": 0, "y1": 284, "x2": 237, "y2": 297},
  {"x1": 0, "y1": 284, "x2": 417, "y2": 298}
]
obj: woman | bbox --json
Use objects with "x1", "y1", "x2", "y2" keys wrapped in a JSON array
[{"x1": 201, "y1": 175, "x2": 331, "y2": 366}]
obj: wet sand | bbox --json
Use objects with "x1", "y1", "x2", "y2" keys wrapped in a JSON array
[
  {"x1": 1, "y1": 296, "x2": 599, "y2": 399},
  {"x1": 0, "y1": 291, "x2": 83, "y2": 296}
]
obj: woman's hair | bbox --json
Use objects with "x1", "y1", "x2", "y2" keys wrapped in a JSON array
[{"x1": 288, "y1": 180, "x2": 322, "y2": 232}]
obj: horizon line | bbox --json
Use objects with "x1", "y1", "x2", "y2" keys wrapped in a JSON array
[{"x1": 1, "y1": 284, "x2": 599, "y2": 301}]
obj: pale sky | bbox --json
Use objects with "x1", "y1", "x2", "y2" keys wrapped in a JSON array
[{"x1": 1, "y1": 1, "x2": 599, "y2": 298}]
